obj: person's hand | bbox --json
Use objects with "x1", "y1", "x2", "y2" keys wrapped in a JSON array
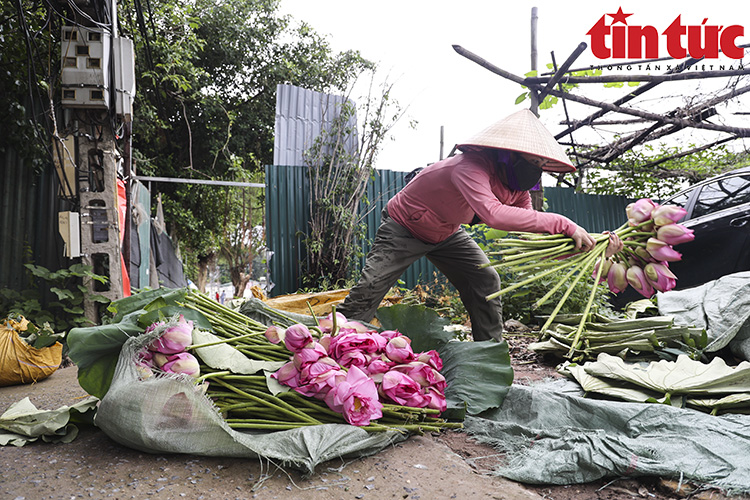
[
  {"x1": 571, "y1": 226, "x2": 596, "y2": 252},
  {"x1": 604, "y1": 231, "x2": 624, "y2": 259}
]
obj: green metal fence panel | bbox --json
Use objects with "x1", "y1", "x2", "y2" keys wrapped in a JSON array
[
  {"x1": 544, "y1": 187, "x2": 632, "y2": 233},
  {"x1": 265, "y1": 164, "x2": 310, "y2": 296},
  {"x1": 0, "y1": 150, "x2": 64, "y2": 290},
  {"x1": 265, "y1": 165, "x2": 440, "y2": 296}
]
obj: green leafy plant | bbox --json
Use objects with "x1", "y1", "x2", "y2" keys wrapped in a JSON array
[
  {"x1": 302, "y1": 73, "x2": 404, "y2": 289},
  {"x1": 0, "y1": 263, "x2": 110, "y2": 332}
]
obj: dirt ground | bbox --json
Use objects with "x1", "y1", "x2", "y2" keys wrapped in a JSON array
[{"x1": 1, "y1": 333, "x2": 748, "y2": 500}]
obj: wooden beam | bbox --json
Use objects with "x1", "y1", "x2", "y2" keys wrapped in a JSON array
[
  {"x1": 537, "y1": 82, "x2": 750, "y2": 137},
  {"x1": 554, "y1": 57, "x2": 702, "y2": 139},
  {"x1": 538, "y1": 42, "x2": 588, "y2": 101},
  {"x1": 527, "y1": 68, "x2": 750, "y2": 85}
]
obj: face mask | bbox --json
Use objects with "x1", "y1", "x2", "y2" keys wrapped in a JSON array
[{"x1": 505, "y1": 156, "x2": 543, "y2": 191}]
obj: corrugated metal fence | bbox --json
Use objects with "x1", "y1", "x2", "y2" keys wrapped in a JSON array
[
  {"x1": 0, "y1": 150, "x2": 64, "y2": 289},
  {"x1": 265, "y1": 165, "x2": 633, "y2": 296}
]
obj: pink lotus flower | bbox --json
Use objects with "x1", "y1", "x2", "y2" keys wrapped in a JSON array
[
  {"x1": 329, "y1": 332, "x2": 387, "y2": 359},
  {"x1": 299, "y1": 357, "x2": 339, "y2": 383},
  {"x1": 384, "y1": 336, "x2": 416, "y2": 363},
  {"x1": 651, "y1": 205, "x2": 687, "y2": 226},
  {"x1": 607, "y1": 262, "x2": 629, "y2": 294},
  {"x1": 324, "y1": 366, "x2": 383, "y2": 426},
  {"x1": 292, "y1": 342, "x2": 328, "y2": 369},
  {"x1": 138, "y1": 349, "x2": 154, "y2": 366},
  {"x1": 656, "y1": 224, "x2": 695, "y2": 245},
  {"x1": 626, "y1": 199, "x2": 657, "y2": 225},
  {"x1": 646, "y1": 238, "x2": 682, "y2": 262},
  {"x1": 272, "y1": 361, "x2": 301, "y2": 389},
  {"x1": 364, "y1": 357, "x2": 394, "y2": 380},
  {"x1": 626, "y1": 266, "x2": 655, "y2": 298},
  {"x1": 423, "y1": 387, "x2": 447, "y2": 412},
  {"x1": 380, "y1": 370, "x2": 427, "y2": 408},
  {"x1": 148, "y1": 315, "x2": 193, "y2": 354},
  {"x1": 161, "y1": 352, "x2": 200, "y2": 377},
  {"x1": 393, "y1": 362, "x2": 446, "y2": 391},
  {"x1": 318, "y1": 312, "x2": 369, "y2": 333},
  {"x1": 318, "y1": 334, "x2": 332, "y2": 353},
  {"x1": 144, "y1": 321, "x2": 165, "y2": 335},
  {"x1": 379, "y1": 330, "x2": 402, "y2": 341},
  {"x1": 416, "y1": 350, "x2": 443, "y2": 371},
  {"x1": 644, "y1": 262, "x2": 677, "y2": 292},
  {"x1": 297, "y1": 366, "x2": 346, "y2": 399},
  {"x1": 337, "y1": 350, "x2": 370, "y2": 370},
  {"x1": 264, "y1": 325, "x2": 285, "y2": 344},
  {"x1": 284, "y1": 324, "x2": 313, "y2": 352}
]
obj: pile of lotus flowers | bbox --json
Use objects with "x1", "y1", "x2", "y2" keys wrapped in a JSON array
[
  {"x1": 139, "y1": 295, "x2": 458, "y2": 433},
  {"x1": 265, "y1": 313, "x2": 447, "y2": 427},
  {"x1": 484, "y1": 198, "x2": 694, "y2": 357},
  {"x1": 135, "y1": 315, "x2": 201, "y2": 379}
]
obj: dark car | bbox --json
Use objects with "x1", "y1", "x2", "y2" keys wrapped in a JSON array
[
  {"x1": 662, "y1": 165, "x2": 750, "y2": 290},
  {"x1": 611, "y1": 166, "x2": 750, "y2": 308}
]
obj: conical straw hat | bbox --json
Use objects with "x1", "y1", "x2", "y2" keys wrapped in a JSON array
[{"x1": 457, "y1": 109, "x2": 575, "y2": 173}]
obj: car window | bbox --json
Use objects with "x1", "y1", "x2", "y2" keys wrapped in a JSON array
[
  {"x1": 692, "y1": 174, "x2": 750, "y2": 218},
  {"x1": 665, "y1": 190, "x2": 691, "y2": 210}
]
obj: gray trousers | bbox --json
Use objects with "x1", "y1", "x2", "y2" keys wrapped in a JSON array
[{"x1": 337, "y1": 209, "x2": 504, "y2": 341}]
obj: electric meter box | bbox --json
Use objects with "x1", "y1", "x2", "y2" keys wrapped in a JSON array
[
  {"x1": 113, "y1": 37, "x2": 135, "y2": 117},
  {"x1": 61, "y1": 26, "x2": 110, "y2": 109}
]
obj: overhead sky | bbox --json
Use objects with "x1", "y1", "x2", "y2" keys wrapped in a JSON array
[{"x1": 278, "y1": 1, "x2": 749, "y2": 173}]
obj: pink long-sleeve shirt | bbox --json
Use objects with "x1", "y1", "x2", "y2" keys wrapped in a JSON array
[{"x1": 386, "y1": 151, "x2": 578, "y2": 244}]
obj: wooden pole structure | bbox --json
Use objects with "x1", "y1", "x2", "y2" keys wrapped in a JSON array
[
  {"x1": 439, "y1": 125, "x2": 444, "y2": 160},
  {"x1": 529, "y1": 7, "x2": 539, "y2": 116}
]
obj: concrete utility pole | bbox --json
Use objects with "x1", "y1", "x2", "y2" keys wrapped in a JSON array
[{"x1": 58, "y1": 0, "x2": 135, "y2": 322}]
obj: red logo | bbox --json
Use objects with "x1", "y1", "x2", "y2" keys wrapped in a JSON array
[{"x1": 587, "y1": 7, "x2": 745, "y2": 59}]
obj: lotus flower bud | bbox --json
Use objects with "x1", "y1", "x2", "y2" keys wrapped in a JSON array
[
  {"x1": 607, "y1": 262, "x2": 628, "y2": 294},
  {"x1": 284, "y1": 324, "x2": 313, "y2": 352},
  {"x1": 416, "y1": 350, "x2": 443, "y2": 371},
  {"x1": 651, "y1": 204, "x2": 687, "y2": 227},
  {"x1": 152, "y1": 352, "x2": 169, "y2": 368},
  {"x1": 385, "y1": 336, "x2": 416, "y2": 363},
  {"x1": 644, "y1": 262, "x2": 677, "y2": 292},
  {"x1": 656, "y1": 224, "x2": 695, "y2": 246},
  {"x1": 634, "y1": 246, "x2": 653, "y2": 261},
  {"x1": 626, "y1": 199, "x2": 657, "y2": 225},
  {"x1": 161, "y1": 352, "x2": 200, "y2": 377},
  {"x1": 317, "y1": 312, "x2": 348, "y2": 333},
  {"x1": 272, "y1": 361, "x2": 301, "y2": 388},
  {"x1": 646, "y1": 238, "x2": 682, "y2": 262},
  {"x1": 135, "y1": 364, "x2": 154, "y2": 380},
  {"x1": 592, "y1": 258, "x2": 612, "y2": 283},
  {"x1": 626, "y1": 266, "x2": 655, "y2": 298},
  {"x1": 264, "y1": 325, "x2": 285, "y2": 344},
  {"x1": 148, "y1": 315, "x2": 193, "y2": 354},
  {"x1": 292, "y1": 341, "x2": 328, "y2": 369}
]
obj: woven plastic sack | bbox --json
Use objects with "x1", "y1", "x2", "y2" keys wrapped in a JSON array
[
  {"x1": 94, "y1": 328, "x2": 405, "y2": 474},
  {"x1": 0, "y1": 327, "x2": 62, "y2": 387}
]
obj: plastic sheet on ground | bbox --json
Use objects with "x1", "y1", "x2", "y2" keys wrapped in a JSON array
[
  {"x1": 464, "y1": 380, "x2": 750, "y2": 493},
  {"x1": 94, "y1": 327, "x2": 406, "y2": 475},
  {"x1": 657, "y1": 270, "x2": 750, "y2": 359}
]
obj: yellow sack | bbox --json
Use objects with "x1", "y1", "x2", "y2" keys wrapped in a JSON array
[{"x1": 0, "y1": 321, "x2": 62, "y2": 387}]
